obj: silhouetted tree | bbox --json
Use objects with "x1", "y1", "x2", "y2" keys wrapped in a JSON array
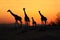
[
  {"x1": 49, "y1": 21, "x2": 56, "y2": 26},
  {"x1": 56, "y1": 12, "x2": 60, "y2": 26}
]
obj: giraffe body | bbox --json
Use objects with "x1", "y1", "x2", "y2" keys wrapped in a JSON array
[
  {"x1": 38, "y1": 11, "x2": 47, "y2": 24},
  {"x1": 7, "y1": 9, "x2": 22, "y2": 24},
  {"x1": 23, "y1": 8, "x2": 30, "y2": 25},
  {"x1": 32, "y1": 17, "x2": 36, "y2": 25}
]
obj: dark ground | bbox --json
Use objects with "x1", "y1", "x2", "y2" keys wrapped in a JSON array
[{"x1": 0, "y1": 24, "x2": 60, "y2": 40}]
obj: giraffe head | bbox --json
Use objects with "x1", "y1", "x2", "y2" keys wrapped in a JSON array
[
  {"x1": 38, "y1": 11, "x2": 41, "y2": 13},
  {"x1": 32, "y1": 17, "x2": 33, "y2": 19},
  {"x1": 38, "y1": 11, "x2": 42, "y2": 15},
  {"x1": 23, "y1": 8, "x2": 25, "y2": 11},
  {"x1": 7, "y1": 9, "x2": 11, "y2": 12}
]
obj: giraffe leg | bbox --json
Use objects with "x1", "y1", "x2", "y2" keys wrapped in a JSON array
[
  {"x1": 19, "y1": 20, "x2": 22, "y2": 24},
  {"x1": 28, "y1": 22, "x2": 30, "y2": 26},
  {"x1": 35, "y1": 23, "x2": 36, "y2": 26},
  {"x1": 20, "y1": 21, "x2": 22, "y2": 27},
  {"x1": 15, "y1": 20, "x2": 18, "y2": 27},
  {"x1": 27, "y1": 22, "x2": 28, "y2": 26},
  {"x1": 25, "y1": 21, "x2": 27, "y2": 25},
  {"x1": 45, "y1": 20, "x2": 46, "y2": 24},
  {"x1": 18, "y1": 21, "x2": 22, "y2": 30},
  {"x1": 14, "y1": 20, "x2": 17, "y2": 30},
  {"x1": 41, "y1": 20, "x2": 43, "y2": 25},
  {"x1": 15, "y1": 20, "x2": 17, "y2": 24}
]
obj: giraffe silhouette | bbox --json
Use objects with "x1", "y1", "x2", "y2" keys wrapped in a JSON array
[
  {"x1": 23, "y1": 8, "x2": 30, "y2": 25},
  {"x1": 7, "y1": 9, "x2": 22, "y2": 24},
  {"x1": 31, "y1": 17, "x2": 36, "y2": 26},
  {"x1": 38, "y1": 11, "x2": 47, "y2": 24}
]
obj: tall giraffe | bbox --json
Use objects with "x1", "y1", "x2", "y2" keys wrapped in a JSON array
[
  {"x1": 23, "y1": 8, "x2": 30, "y2": 25},
  {"x1": 38, "y1": 11, "x2": 47, "y2": 24},
  {"x1": 7, "y1": 9, "x2": 22, "y2": 24},
  {"x1": 31, "y1": 17, "x2": 36, "y2": 26}
]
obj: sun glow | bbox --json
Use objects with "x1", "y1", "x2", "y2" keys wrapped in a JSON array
[{"x1": 0, "y1": 0, "x2": 60, "y2": 24}]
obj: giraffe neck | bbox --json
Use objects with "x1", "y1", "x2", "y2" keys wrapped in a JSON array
[
  {"x1": 23, "y1": 10, "x2": 28, "y2": 17},
  {"x1": 9, "y1": 10, "x2": 15, "y2": 16},
  {"x1": 32, "y1": 18, "x2": 34, "y2": 21},
  {"x1": 39, "y1": 13, "x2": 44, "y2": 17}
]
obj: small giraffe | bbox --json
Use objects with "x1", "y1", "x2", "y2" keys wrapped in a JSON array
[
  {"x1": 32, "y1": 17, "x2": 36, "y2": 26},
  {"x1": 23, "y1": 8, "x2": 30, "y2": 25},
  {"x1": 38, "y1": 11, "x2": 47, "y2": 24},
  {"x1": 7, "y1": 9, "x2": 22, "y2": 24}
]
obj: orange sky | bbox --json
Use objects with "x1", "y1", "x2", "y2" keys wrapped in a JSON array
[{"x1": 0, "y1": 0, "x2": 60, "y2": 24}]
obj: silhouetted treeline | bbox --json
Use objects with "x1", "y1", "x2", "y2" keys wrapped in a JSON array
[
  {"x1": 48, "y1": 12, "x2": 60, "y2": 26},
  {"x1": 55, "y1": 12, "x2": 60, "y2": 26}
]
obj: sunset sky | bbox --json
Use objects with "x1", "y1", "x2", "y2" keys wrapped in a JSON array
[{"x1": 0, "y1": 0, "x2": 60, "y2": 24}]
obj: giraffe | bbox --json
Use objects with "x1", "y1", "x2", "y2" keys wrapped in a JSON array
[
  {"x1": 31, "y1": 17, "x2": 36, "y2": 26},
  {"x1": 38, "y1": 11, "x2": 47, "y2": 24},
  {"x1": 23, "y1": 8, "x2": 30, "y2": 25},
  {"x1": 7, "y1": 9, "x2": 22, "y2": 24}
]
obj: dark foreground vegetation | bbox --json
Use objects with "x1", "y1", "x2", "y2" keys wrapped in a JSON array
[{"x1": 0, "y1": 24, "x2": 60, "y2": 40}]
